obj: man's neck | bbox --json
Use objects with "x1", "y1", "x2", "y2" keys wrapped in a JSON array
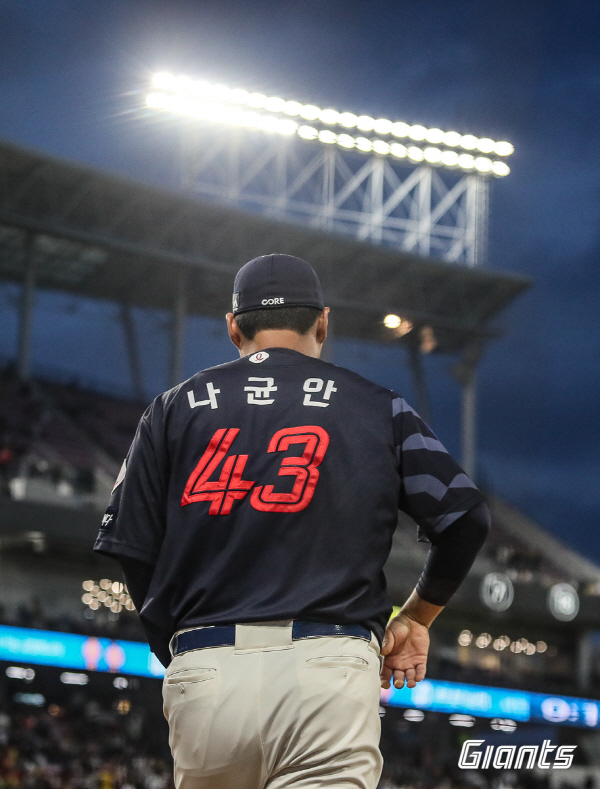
[{"x1": 238, "y1": 330, "x2": 322, "y2": 359}]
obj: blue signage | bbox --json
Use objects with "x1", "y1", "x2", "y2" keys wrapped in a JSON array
[
  {"x1": 0, "y1": 625, "x2": 164, "y2": 678},
  {"x1": 382, "y1": 678, "x2": 600, "y2": 729},
  {"x1": 1, "y1": 625, "x2": 599, "y2": 729}
]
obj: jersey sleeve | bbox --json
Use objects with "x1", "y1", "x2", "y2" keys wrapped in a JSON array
[
  {"x1": 392, "y1": 393, "x2": 485, "y2": 541},
  {"x1": 94, "y1": 396, "x2": 168, "y2": 565}
]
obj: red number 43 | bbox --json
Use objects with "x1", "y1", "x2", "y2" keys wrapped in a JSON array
[{"x1": 181, "y1": 426, "x2": 329, "y2": 515}]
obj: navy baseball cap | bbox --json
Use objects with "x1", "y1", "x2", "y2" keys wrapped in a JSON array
[{"x1": 232, "y1": 253, "x2": 324, "y2": 315}]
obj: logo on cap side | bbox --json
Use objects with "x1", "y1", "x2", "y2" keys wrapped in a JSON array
[
  {"x1": 249, "y1": 352, "x2": 269, "y2": 364},
  {"x1": 232, "y1": 292, "x2": 240, "y2": 311},
  {"x1": 261, "y1": 297, "x2": 285, "y2": 306}
]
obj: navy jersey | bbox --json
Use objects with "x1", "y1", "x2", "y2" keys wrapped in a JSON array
[{"x1": 94, "y1": 348, "x2": 484, "y2": 651}]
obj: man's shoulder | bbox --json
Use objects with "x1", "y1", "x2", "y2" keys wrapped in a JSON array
[{"x1": 317, "y1": 358, "x2": 397, "y2": 401}]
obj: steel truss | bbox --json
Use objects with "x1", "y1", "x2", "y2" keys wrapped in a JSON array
[{"x1": 180, "y1": 128, "x2": 489, "y2": 267}]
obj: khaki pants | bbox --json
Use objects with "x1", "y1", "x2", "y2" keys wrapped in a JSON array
[{"x1": 163, "y1": 622, "x2": 383, "y2": 789}]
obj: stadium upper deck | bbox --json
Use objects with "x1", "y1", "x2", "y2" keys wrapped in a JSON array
[{"x1": 0, "y1": 137, "x2": 529, "y2": 356}]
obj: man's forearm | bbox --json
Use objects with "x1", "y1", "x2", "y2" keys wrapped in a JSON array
[
  {"x1": 400, "y1": 589, "x2": 444, "y2": 628},
  {"x1": 414, "y1": 500, "x2": 491, "y2": 607}
]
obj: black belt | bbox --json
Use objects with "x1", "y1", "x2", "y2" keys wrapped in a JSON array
[{"x1": 172, "y1": 621, "x2": 371, "y2": 656}]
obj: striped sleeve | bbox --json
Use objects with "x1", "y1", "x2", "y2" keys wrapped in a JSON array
[{"x1": 392, "y1": 393, "x2": 485, "y2": 541}]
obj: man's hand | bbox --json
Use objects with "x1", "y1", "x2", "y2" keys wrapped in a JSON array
[
  {"x1": 380, "y1": 590, "x2": 443, "y2": 689},
  {"x1": 380, "y1": 612, "x2": 430, "y2": 689}
]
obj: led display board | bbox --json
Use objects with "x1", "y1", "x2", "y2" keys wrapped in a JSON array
[{"x1": 1, "y1": 625, "x2": 598, "y2": 729}]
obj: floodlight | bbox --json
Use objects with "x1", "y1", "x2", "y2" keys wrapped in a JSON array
[
  {"x1": 152, "y1": 72, "x2": 175, "y2": 90},
  {"x1": 424, "y1": 147, "x2": 442, "y2": 163},
  {"x1": 146, "y1": 92, "x2": 165, "y2": 109},
  {"x1": 265, "y1": 96, "x2": 286, "y2": 113},
  {"x1": 355, "y1": 137, "x2": 373, "y2": 152},
  {"x1": 230, "y1": 88, "x2": 250, "y2": 104},
  {"x1": 494, "y1": 141, "x2": 514, "y2": 156},
  {"x1": 300, "y1": 104, "x2": 321, "y2": 120},
  {"x1": 147, "y1": 73, "x2": 514, "y2": 176},
  {"x1": 391, "y1": 143, "x2": 408, "y2": 158},
  {"x1": 339, "y1": 112, "x2": 358, "y2": 128},
  {"x1": 318, "y1": 129, "x2": 337, "y2": 144},
  {"x1": 441, "y1": 150, "x2": 459, "y2": 166},
  {"x1": 357, "y1": 115, "x2": 375, "y2": 131},
  {"x1": 458, "y1": 153, "x2": 475, "y2": 169},
  {"x1": 492, "y1": 161, "x2": 510, "y2": 176},
  {"x1": 443, "y1": 131, "x2": 462, "y2": 147},
  {"x1": 476, "y1": 137, "x2": 495, "y2": 153},
  {"x1": 384, "y1": 314, "x2": 402, "y2": 328},
  {"x1": 212, "y1": 85, "x2": 232, "y2": 102},
  {"x1": 373, "y1": 140, "x2": 391, "y2": 155},
  {"x1": 320, "y1": 109, "x2": 340, "y2": 124},
  {"x1": 298, "y1": 125, "x2": 318, "y2": 140},
  {"x1": 474, "y1": 156, "x2": 493, "y2": 173},
  {"x1": 247, "y1": 93, "x2": 267, "y2": 108},
  {"x1": 425, "y1": 128, "x2": 444, "y2": 144},
  {"x1": 283, "y1": 100, "x2": 303, "y2": 116},
  {"x1": 460, "y1": 134, "x2": 478, "y2": 150},
  {"x1": 408, "y1": 125, "x2": 427, "y2": 141},
  {"x1": 337, "y1": 134, "x2": 356, "y2": 149},
  {"x1": 392, "y1": 122, "x2": 410, "y2": 138},
  {"x1": 407, "y1": 146, "x2": 425, "y2": 161},
  {"x1": 373, "y1": 118, "x2": 393, "y2": 135}
]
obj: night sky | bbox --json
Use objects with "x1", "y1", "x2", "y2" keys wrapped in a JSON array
[{"x1": 0, "y1": 1, "x2": 599, "y2": 560}]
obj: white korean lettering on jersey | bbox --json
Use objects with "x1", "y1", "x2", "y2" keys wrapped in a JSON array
[
  {"x1": 187, "y1": 382, "x2": 220, "y2": 410},
  {"x1": 303, "y1": 378, "x2": 337, "y2": 407},
  {"x1": 244, "y1": 377, "x2": 278, "y2": 405}
]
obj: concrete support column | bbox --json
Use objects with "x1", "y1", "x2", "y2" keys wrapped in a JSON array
[
  {"x1": 577, "y1": 630, "x2": 593, "y2": 693},
  {"x1": 461, "y1": 373, "x2": 477, "y2": 479},
  {"x1": 119, "y1": 304, "x2": 145, "y2": 403},
  {"x1": 17, "y1": 234, "x2": 36, "y2": 382},
  {"x1": 170, "y1": 268, "x2": 187, "y2": 388},
  {"x1": 407, "y1": 339, "x2": 432, "y2": 427}
]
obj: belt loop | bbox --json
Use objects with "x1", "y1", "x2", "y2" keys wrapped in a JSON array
[{"x1": 234, "y1": 621, "x2": 293, "y2": 652}]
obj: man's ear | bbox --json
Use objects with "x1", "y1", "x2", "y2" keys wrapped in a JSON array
[
  {"x1": 226, "y1": 313, "x2": 243, "y2": 349},
  {"x1": 315, "y1": 308, "x2": 329, "y2": 345}
]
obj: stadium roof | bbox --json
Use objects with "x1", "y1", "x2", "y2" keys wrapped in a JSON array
[{"x1": 0, "y1": 139, "x2": 530, "y2": 355}]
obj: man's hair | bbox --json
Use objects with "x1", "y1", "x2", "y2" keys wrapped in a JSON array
[{"x1": 235, "y1": 306, "x2": 322, "y2": 341}]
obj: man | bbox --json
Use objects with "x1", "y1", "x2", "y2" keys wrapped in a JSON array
[{"x1": 95, "y1": 253, "x2": 490, "y2": 789}]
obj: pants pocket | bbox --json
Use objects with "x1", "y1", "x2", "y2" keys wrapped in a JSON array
[
  {"x1": 306, "y1": 655, "x2": 369, "y2": 671},
  {"x1": 164, "y1": 667, "x2": 216, "y2": 686}
]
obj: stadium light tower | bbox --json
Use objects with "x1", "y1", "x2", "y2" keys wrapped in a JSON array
[
  {"x1": 145, "y1": 72, "x2": 513, "y2": 267},
  {"x1": 144, "y1": 72, "x2": 516, "y2": 477}
]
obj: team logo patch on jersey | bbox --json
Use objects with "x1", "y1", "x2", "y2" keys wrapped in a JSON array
[
  {"x1": 112, "y1": 458, "x2": 127, "y2": 492},
  {"x1": 100, "y1": 505, "x2": 118, "y2": 532},
  {"x1": 249, "y1": 351, "x2": 269, "y2": 364}
]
